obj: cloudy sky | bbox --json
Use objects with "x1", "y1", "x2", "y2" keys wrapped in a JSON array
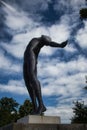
[{"x1": 0, "y1": 0, "x2": 87, "y2": 123}]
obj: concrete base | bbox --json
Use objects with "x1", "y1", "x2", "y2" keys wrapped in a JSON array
[
  {"x1": 0, "y1": 123, "x2": 87, "y2": 130},
  {"x1": 17, "y1": 115, "x2": 61, "y2": 124},
  {"x1": 0, "y1": 123, "x2": 58, "y2": 130}
]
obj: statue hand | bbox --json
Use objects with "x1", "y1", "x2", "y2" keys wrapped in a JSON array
[{"x1": 61, "y1": 40, "x2": 68, "y2": 48}]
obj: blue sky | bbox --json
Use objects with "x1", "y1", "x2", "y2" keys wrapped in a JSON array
[{"x1": 0, "y1": 0, "x2": 87, "y2": 123}]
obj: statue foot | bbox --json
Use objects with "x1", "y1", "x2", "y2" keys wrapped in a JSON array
[
  {"x1": 36, "y1": 105, "x2": 46, "y2": 115},
  {"x1": 30, "y1": 105, "x2": 46, "y2": 115}
]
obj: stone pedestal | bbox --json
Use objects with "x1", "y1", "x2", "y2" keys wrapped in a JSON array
[
  {"x1": 1, "y1": 124, "x2": 87, "y2": 130},
  {"x1": 17, "y1": 115, "x2": 61, "y2": 124}
]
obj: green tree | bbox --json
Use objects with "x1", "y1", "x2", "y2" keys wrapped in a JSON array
[
  {"x1": 80, "y1": 8, "x2": 87, "y2": 19},
  {"x1": 71, "y1": 101, "x2": 87, "y2": 123},
  {"x1": 0, "y1": 97, "x2": 33, "y2": 127},
  {"x1": 84, "y1": 86, "x2": 87, "y2": 89},
  {"x1": 84, "y1": 75, "x2": 87, "y2": 90},
  {"x1": 19, "y1": 99, "x2": 33, "y2": 118},
  {"x1": 0, "y1": 97, "x2": 19, "y2": 127}
]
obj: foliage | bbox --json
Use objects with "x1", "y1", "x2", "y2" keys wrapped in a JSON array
[
  {"x1": 84, "y1": 86, "x2": 87, "y2": 90},
  {"x1": 0, "y1": 97, "x2": 33, "y2": 127},
  {"x1": 0, "y1": 97, "x2": 19, "y2": 112},
  {"x1": 80, "y1": 8, "x2": 87, "y2": 19},
  {"x1": 0, "y1": 97, "x2": 19, "y2": 127},
  {"x1": 19, "y1": 99, "x2": 33, "y2": 118},
  {"x1": 71, "y1": 101, "x2": 87, "y2": 123}
]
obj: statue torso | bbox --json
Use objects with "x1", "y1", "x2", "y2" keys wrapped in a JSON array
[{"x1": 24, "y1": 38, "x2": 44, "y2": 61}]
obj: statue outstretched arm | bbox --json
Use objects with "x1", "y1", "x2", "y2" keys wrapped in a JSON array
[{"x1": 46, "y1": 40, "x2": 68, "y2": 48}]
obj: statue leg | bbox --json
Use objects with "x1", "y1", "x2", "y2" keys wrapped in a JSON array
[
  {"x1": 29, "y1": 64, "x2": 46, "y2": 115},
  {"x1": 36, "y1": 80, "x2": 46, "y2": 114},
  {"x1": 23, "y1": 62, "x2": 37, "y2": 112}
]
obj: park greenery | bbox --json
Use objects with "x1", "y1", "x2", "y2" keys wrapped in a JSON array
[
  {"x1": 0, "y1": 97, "x2": 33, "y2": 127},
  {"x1": 80, "y1": 8, "x2": 87, "y2": 19},
  {"x1": 0, "y1": 97, "x2": 87, "y2": 127},
  {"x1": 71, "y1": 101, "x2": 87, "y2": 123}
]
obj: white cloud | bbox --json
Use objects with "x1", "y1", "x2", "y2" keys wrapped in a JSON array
[
  {"x1": 53, "y1": 0, "x2": 86, "y2": 40},
  {"x1": 38, "y1": 55, "x2": 87, "y2": 79},
  {"x1": 0, "y1": 50, "x2": 10, "y2": 68},
  {"x1": 1, "y1": 42, "x2": 26, "y2": 59},
  {"x1": 1, "y1": 1, "x2": 73, "y2": 59},
  {"x1": 2, "y1": 2, "x2": 38, "y2": 31},
  {"x1": 1, "y1": 1, "x2": 17, "y2": 12},
  {"x1": 65, "y1": 43, "x2": 77, "y2": 52},
  {"x1": 0, "y1": 80, "x2": 28, "y2": 95},
  {"x1": 1, "y1": 0, "x2": 51, "y2": 26},
  {"x1": 41, "y1": 73, "x2": 84, "y2": 97},
  {"x1": 17, "y1": 0, "x2": 51, "y2": 12},
  {"x1": 70, "y1": 0, "x2": 86, "y2": 10},
  {"x1": 1, "y1": 18, "x2": 71, "y2": 58},
  {"x1": 40, "y1": 46, "x2": 57, "y2": 56},
  {"x1": 76, "y1": 21, "x2": 87, "y2": 48},
  {"x1": 38, "y1": 56, "x2": 87, "y2": 98},
  {"x1": 49, "y1": 24, "x2": 70, "y2": 42},
  {"x1": 45, "y1": 106, "x2": 73, "y2": 123},
  {"x1": 54, "y1": 0, "x2": 86, "y2": 13},
  {"x1": 0, "y1": 49, "x2": 21, "y2": 73},
  {"x1": 0, "y1": 54, "x2": 86, "y2": 101}
]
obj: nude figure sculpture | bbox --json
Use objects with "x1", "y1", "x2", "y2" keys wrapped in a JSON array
[{"x1": 23, "y1": 35, "x2": 68, "y2": 115}]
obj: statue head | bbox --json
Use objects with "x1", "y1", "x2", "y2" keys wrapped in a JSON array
[{"x1": 41, "y1": 35, "x2": 51, "y2": 42}]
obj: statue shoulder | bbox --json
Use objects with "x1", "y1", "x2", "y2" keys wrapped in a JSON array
[
  {"x1": 27, "y1": 38, "x2": 39, "y2": 50},
  {"x1": 30, "y1": 38, "x2": 39, "y2": 43}
]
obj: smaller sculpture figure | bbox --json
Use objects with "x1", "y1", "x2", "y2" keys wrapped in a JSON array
[{"x1": 23, "y1": 35, "x2": 68, "y2": 115}]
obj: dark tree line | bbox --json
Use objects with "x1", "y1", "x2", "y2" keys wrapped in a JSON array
[
  {"x1": 0, "y1": 97, "x2": 87, "y2": 127},
  {"x1": 0, "y1": 97, "x2": 33, "y2": 127},
  {"x1": 71, "y1": 101, "x2": 87, "y2": 123},
  {"x1": 80, "y1": 8, "x2": 87, "y2": 19},
  {"x1": 79, "y1": 0, "x2": 87, "y2": 19}
]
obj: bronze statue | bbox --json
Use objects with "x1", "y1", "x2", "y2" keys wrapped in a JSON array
[{"x1": 23, "y1": 35, "x2": 68, "y2": 115}]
